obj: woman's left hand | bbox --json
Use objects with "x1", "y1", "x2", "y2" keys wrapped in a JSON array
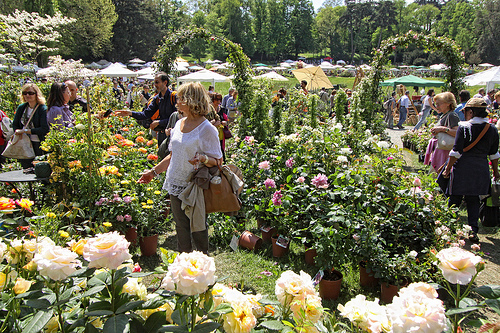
[
  {"x1": 15, "y1": 129, "x2": 25, "y2": 136},
  {"x1": 442, "y1": 169, "x2": 450, "y2": 178}
]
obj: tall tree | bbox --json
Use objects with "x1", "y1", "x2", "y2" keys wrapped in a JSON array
[
  {"x1": 340, "y1": 0, "x2": 374, "y2": 63},
  {"x1": 372, "y1": 1, "x2": 397, "y2": 48},
  {"x1": 149, "y1": 0, "x2": 188, "y2": 34},
  {"x1": 475, "y1": 0, "x2": 500, "y2": 64},
  {"x1": 252, "y1": 0, "x2": 270, "y2": 60},
  {"x1": 59, "y1": 0, "x2": 118, "y2": 60},
  {"x1": 188, "y1": 11, "x2": 207, "y2": 62},
  {"x1": 216, "y1": 0, "x2": 255, "y2": 57},
  {"x1": 414, "y1": 4, "x2": 440, "y2": 33},
  {"x1": 108, "y1": 0, "x2": 162, "y2": 61},
  {"x1": 315, "y1": 5, "x2": 346, "y2": 59},
  {"x1": 288, "y1": 0, "x2": 314, "y2": 57},
  {"x1": 267, "y1": 0, "x2": 290, "y2": 59}
]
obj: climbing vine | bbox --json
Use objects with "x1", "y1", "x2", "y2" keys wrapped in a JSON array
[
  {"x1": 355, "y1": 31, "x2": 465, "y2": 134},
  {"x1": 155, "y1": 27, "x2": 254, "y2": 137}
]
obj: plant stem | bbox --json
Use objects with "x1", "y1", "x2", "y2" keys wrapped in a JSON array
[
  {"x1": 54, "y1": 281, "x2": 66, "y2": 333},
  {"x1": 190, "y1": 296, "x2": 196, "y2": 332}
]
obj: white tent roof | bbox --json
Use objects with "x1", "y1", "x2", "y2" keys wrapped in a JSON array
[
  {"x1": 135, "y1": 67, "x2": 154, "y2": 75},
  {"x1": 253, "y1": 71, "x2": 289, "y2": 81},
  {"x1": 98, "y1": 63, "x2": 137, "y2": 77},
  {"x1": 138, "y1": 74, "x2": 155, "y2": 80},
  {"x1": 430, "y1": 63, "x2": 447, "y2": 70},
  {"x1": 344, "y1": 65, "x2": 355, "y2": 69},
  {"x1": 320, "y1": 62, "x2": 336, "y2": 69},
  {"x1": 176, "y1": 69, "x2": 230, "y2": 86},
  {"x1": 463, "y1": 66, "x2": 500, "y2": 91},
  {"x1": 188, "y1": 65, "x2": 205, "y2": 71},
  {"x1": 479, "y1": 63, "x2": 494, "y2": 67}
]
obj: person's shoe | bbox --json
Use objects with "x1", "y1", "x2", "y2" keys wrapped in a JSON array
[
  {"x1": 397, "y1": 125, "x2": 404, "y2": 129},
  {"x1": 469, "y1": 233, "x2": 480, "y2": 244}
]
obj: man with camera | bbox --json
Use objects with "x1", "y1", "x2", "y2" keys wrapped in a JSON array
[{"x1": 115, "y1": 72, "x2": 177, "y2": 146}]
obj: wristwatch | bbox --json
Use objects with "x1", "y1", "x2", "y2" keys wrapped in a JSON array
[{"x1": 445, "y1": 128, "x2": 449, "y2": 133}]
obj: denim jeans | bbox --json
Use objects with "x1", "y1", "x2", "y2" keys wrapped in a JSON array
[
  {"x1": 396, "y1": 107, "x2": 407, "y2": 127},
  {"x1": 414, "y1": 107, "x2": 431, "y2": 130}
]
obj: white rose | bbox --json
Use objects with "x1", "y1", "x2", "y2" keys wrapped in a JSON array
[
  {"x1": 436, "y1": 247, "x2": 482, "y2": 285},
  {"x1": 83, "y1": 232, "x2": 132, "y2": 270},
  {"x1": 33, "y1": 244, "x2": 81, "y2": 281},
  {"x1": 275, "y1": 270, "x2": 317, "y2": 306},
  {"x1": 0, "y1": 240, "x2": 7, "y2": 260},
  {"x1": 162, "y1": 251, "x2": 216, "y2": 296},
  {"x1": 75, "y1": 124, "x2": 85, "y2": 130}
]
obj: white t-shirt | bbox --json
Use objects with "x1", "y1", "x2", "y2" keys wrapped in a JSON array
[
  {"x1": 163, "y1": 118, "x2": 223, "y2": 196},
  {"x1": 422, "y1": 95, "x2": 432, "y2": 109}
]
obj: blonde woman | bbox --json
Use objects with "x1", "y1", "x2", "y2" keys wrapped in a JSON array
[
  {"x1": 138, "y1": 82, "x2": 222, "y2": 253},
  {"x1": 12, "y1": 83, "x2": 50, "y2": 171},
  {"x1": 425, "y1": 92, "x2": 459, "y2": 172}
]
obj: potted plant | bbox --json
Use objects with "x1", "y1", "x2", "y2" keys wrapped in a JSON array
[{"x1": 135, "y1": 192, "x2": 169, "y2": 256}]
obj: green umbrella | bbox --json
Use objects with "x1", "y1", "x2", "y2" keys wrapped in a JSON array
[{"x1": 380, "y1": 75, "x2": 444, "y2": 90}]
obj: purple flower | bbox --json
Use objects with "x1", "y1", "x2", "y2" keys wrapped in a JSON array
[
  {"x1": 272, "y1": 190, "x2": 283, "y2": 206},
  {"x1": 311, "y1": 173, "x2": 329, "y2": 189},
  {"x1": 264, "y1": 178, "x2": 276, "y2": 189},
  {"x1": 124, "y1": 214, "x2": 132, "y2": 222},
  {"x1": 387, "y1": 156, "x2": 394, "y2": 161},
  {"x1": 95, "y1": 198, "x2": 107, "y2": 206},
  {"x1": 123, "y1": 196, "x2": 132, "y2": 203},
  {"x1": 116, "y1": 215, "x2": 124, "y2": 222},
  {"x1": 260, "y1": 270, "x2": 273, "y2": 276},
  {"x1": 285, "y1": 157, "x2": 294, "y2": 168}
]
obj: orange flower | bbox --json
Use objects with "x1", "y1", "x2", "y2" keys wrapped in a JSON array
[
  {"x1": 11, "y1": 188, "x2": 17, "y2": 194},
  {"x1": 121, "y1": 127, "x2": 129, "y2": 132},
  {"x1": 147, "y1": 154, "x2": 158, "y2": 161},
  {"x1": 107, "y1": 145, "x2": 121, "y2": 156},
  {"x1": 136, "y1": 131, "x2": 145, "y2": 136},
  {"x1": 138, "y1": 147, "x2": 148, "y2": 154},
  {"x1": 68, "y1": 160, "x2": 82, "y2": 169},
  {"x1": 118, "y1": 139, "x2": 135, "y2": 147},
  {"x1": 135, "y1": 136, "x2": 146, "y2": 143},
  {"x1": 16, "y1": 198, "x2": 34, "y2": 212},
  {"x1": 114, "y1": 134, "x2": 124, "y2": 140},
  {"x1": 146, "y1": 140, "x2": 155, "y2": 147},
  {"x1": 0, "y1": 197, "x2": 15, "y2": 212}
]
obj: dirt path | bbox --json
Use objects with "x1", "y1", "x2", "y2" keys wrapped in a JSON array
[{"x1": 386, "y1": 127, "x2": 500, "y2": 328}]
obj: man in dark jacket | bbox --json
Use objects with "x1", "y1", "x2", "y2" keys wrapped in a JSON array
[{"x1": 115, "y1": 72, "x2": 177, "y2": 146}]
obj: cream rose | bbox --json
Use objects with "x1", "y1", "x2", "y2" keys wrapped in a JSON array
[
  {"x1": 33, "y1": 244, "x2": 81, "y2": 281},
  {"x1": 122, "y1": 277, "x2": 147, "y2": 300},
  {"x1": 161, "y1": 251, "x2": 216, "y2": 296},
  {"x1": 387, "y1": 283, "x2": 447, "y2": 333},
  {"x1": 291, "y1": 294, "x2": 323, "y2": 324},
  {"x1": 223, "y1": 301, "x2": 257, "y2": 333},
  {"x1": 83, "y1": 232, "x2": 131, "y2": 270},
  {"x1": 436, "y1": 247, "x2": 482, "y2": 285},
  {"x1": 275, "y1": 270, "x2": 317, "y2": 306},
  {"x1": 338, "y1": 294, "x2": 389, "y2": 333}
]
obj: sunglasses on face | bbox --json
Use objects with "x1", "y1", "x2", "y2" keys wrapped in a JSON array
[{"x1": 22, "y1": 91, "x2": 36, "y2": 96}]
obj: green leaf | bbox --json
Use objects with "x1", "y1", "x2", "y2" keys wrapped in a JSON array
[
  {"x1": 486, "y1": 299, "x2": 500, "y2": 315},
  {"x1": 103, "y1": 314, "x2": 129, "y2": 333},
  {"x1": 159, "y1": 325, "x2": 190, "y2": 332},
  {"x1": 83, "y1": 285, "x2": 106, "y2": 298},
  {"x1": 446, "y1": 306, "x2": 482, "y2": 315},
  {"x1": 86, "y1": 310, "x2": 114, "y2": 317},
  {"x1": 26, "y1": 298, "x2": 51, "y2": 309},
  {"x1": 260, "y1": 320, "x2": 285, "y2": 330},
  {"x1": 69, "y1": 267, "x2": 96, "y2": 278},
  {"x1": 129, "y1": 272, "x2": 152, "y2": 278},
  {"x1": 214, "y1": 303, "x2": 233, "y2": 314},
  {"x1": 192, "y1": 322, "x2": 220, "y2": 332},
  {"x1": 23, "y1": 309, "x2": 54, "y2": 333},
  {"x1": 459, "y1": 298, "x2": 477, "y2": 307},
  {"x1": 143, "y1": 311, "x2": 167, "y2": 333},
  {"x1": 171, "y1": 308, "x2": 182, "y2": 325},
  {"x1": 85, "y1": 322, "x2": 100, "y2": 333},
  {"x1": 473, "y1": 285, "x2": 500, "y2": 299},
  {"x1": 87, "y1": 301, "x2": 112, "y2": 312},
  {"x1": 116, "y1": 300, "x2": 144, "y2": 314}
]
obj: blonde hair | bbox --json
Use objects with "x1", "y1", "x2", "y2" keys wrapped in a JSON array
[
  {"x1": 20, "y1": 83, "x2": 46, "y2": 105},
  {"x1": 177, "y1": 82, "x2": 211, "y2": 116},
  {"x1": 494, "y1": 91, "x2": 500, "y2": 99},
  {"x1": 434, "y1": 92, "x2": 456, "y2": 111}
]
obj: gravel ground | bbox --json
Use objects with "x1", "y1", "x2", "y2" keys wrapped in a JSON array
[{"x1": 386, "y1": 126, "x2": 500, "y2": 329}]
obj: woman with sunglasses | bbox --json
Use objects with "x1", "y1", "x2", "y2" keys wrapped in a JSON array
[
  {"x1": 47, "y1": 82, "x2": 74, "y2": 129},
  {"x1": 12, "y1": 83, "x2": 50, "y2": 171}
]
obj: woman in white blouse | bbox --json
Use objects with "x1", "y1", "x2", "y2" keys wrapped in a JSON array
[{"x1": 138, "y1": 82, "x2": 222, "y2": 253}]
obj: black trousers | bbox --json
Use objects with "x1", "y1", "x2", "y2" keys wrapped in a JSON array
[{"x1": 449, "y1": 195, "x2": 480, "y2": 234}]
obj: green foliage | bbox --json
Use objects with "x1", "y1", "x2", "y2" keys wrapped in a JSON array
[
  {"x1": 249, "y1": 83, "x2": 272, "y2": 142},
  {"x1": 333, "y1": 89, "x2": 347, "y2": 125}
]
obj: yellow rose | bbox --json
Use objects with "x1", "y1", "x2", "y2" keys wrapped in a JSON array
[
  {"x1": 44, "y1": 317, "x2": 60, "y2": 333},
  {"x1": 58, "y1": 230, "x2": 70, "y2": 238},
  {"x1": 103, "y1": 222, "x2": 112, "y2": 228},
  {"x1": 23, "y1": 260, "x2": 37, "y2": 272},
  {"x1": 154, "y1": 190, "x2": 161, "y2": 195},
  {"x1": 147, "y1": 199, "x2": 153, "y2": 204},
  {"x1": 46, "y1": 212, "x2": 56, "y2": 218},
  {"x1": 13, "y1": 278, "x2": 32, "y2": 294},
  {"x1": 68, "y1": 239, "x2": 87, "y2": 256}
]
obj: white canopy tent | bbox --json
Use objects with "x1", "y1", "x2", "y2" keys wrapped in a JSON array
[
  {"x1": 253, "y1": 71, "x2": 289, "y2": 81},
  {"x1": 98, "y1": 63, "x2": 137, "y2": 77},
  {"x1": 176, "y1": 69, "x2": 230, "y2": 86},
  {"x1": 135, "y1": 67, "x2": 155, "y2": 75},
  {"x1": 430, "y1": 63, "x2": 447, "y2": 70},
  {"x1": 463, "y1": 66, "x2": 500, "y2": 91},
  {"x1": 479, "y1": 63, "x2": 494, "y2": 68}
]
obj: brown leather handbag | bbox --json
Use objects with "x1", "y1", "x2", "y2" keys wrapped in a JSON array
[{"x1": 204, "y1": 164, "x2": 243, "y2": 214}]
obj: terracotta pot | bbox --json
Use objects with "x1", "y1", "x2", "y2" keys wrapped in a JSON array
[
  {"x1": 380, "y1": 283, "x2": 401, "y2": 304},
  {"x1": 139, "y1": 234, "x2": 159, "y2": 256},
  {"x1": 256, "y1": 217, "x2": 265, "y2": 229},
  {"x1": 239, "y1": 231, "x2": 262, "y2": 251},
  {"x1": 304, "y1": 248, "x2": 317, "y2": 266},
  {"x1": 319, "y1": 270, "x2": 343, "y2": 300},
  {"x1": 359, "y1": 265, "x2": 379, "y2": 288},
  {"x1": 271, "y1": 235, "x2": 289, "y2": 258},
  {"x1": 261, "y1": 226, "x2": 277, "y2": 243},
  {"x1": 125, "y1": 227, "x2": 138, "y2": 246}
]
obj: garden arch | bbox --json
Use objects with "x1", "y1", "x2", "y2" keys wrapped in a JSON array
[
  {"x1": 155, "y1": 27, "x2": 253, "y2": 136},
  {"x1": 355, "y1": 31, "x2": 465, "y2": 133}
]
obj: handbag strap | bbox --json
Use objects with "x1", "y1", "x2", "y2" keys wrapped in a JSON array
[
  {"x1": 22, "y1": 104, "x2": 39, "y2": 130},
  {"x1": 463, "y1": 123, "x2": 490, "y2": 152}
]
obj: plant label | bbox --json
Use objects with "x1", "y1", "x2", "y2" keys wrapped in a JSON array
[
  {"x1": 230, "y1": 235, "x2": 239, "y2": 251},
  {"x1": 312, "y1": 270, "x2": 324, "y2": 286},
  {"x1": 275, "y1": 235, "x2": 289, "y2": 248}
]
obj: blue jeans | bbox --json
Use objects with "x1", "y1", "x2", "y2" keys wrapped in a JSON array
[
  {"x1": 396, "y1": 107, "x2": 407, "y2": 127},
  {"x1": 414, "y1": 107, "x2": 431, "y2": 130}
]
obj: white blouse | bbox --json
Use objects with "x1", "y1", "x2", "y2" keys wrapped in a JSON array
[{"x1": 163, "y1": 118, "x2": 223, "y2": 196}]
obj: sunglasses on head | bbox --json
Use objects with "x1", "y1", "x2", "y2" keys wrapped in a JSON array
[{"x1": 22, "y1": 91, "x2": 36, "y2": 96}]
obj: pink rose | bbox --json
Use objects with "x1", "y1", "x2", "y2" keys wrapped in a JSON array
[
  {"x1": 272, "y1": 190, "x2": 283, "y2": 206},
  {"x1": 297, "y1": 176, "x2": 305, "y2": 183},
  {"x1": 285, "y1": 158, "x2": 294, "y2": 168},
  {"x1": 258, "y1": 161, "x2": 270, "y2": 170},
  {"x1": 264, "y1": 178, "x2": 276, "y2": 189},
  {"x1": 311, "y1": 173, "x2": 328, "y2": 189}
]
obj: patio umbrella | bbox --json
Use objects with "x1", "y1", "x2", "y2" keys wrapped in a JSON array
[
  {"x1": 129, "y1": 58, "x2": 145, "y2": 64},
  {"x1": 253, "y1": 63, "x2": 269, "y2": 67},
  {"x1": 212, "y1": 60, "x2": 222, "y2": 63},
  {"x1": 253, "y1": 71, "x2": 289, "y2": 81},
  {"x1": 98, "y1": 63, "x2": 137, "y2": 77},
  {"x1": 479, "y1": 63, "x2": 494, "y2": 67},
  {"x1": 292, "y1": 66, "x2": 333, "y2": 90}
]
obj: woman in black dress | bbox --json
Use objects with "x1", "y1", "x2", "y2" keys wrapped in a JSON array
[{"x1": 443, "y1": 98, "x2": 500, "y2": 242}]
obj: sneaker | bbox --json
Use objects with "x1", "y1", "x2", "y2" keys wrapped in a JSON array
[
  {"x1": 469, "y1": 233, "x2": 480, "y2": 244},
  {"x1": 397, "y1": 125, "x2": 404, "y2": 129}
]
